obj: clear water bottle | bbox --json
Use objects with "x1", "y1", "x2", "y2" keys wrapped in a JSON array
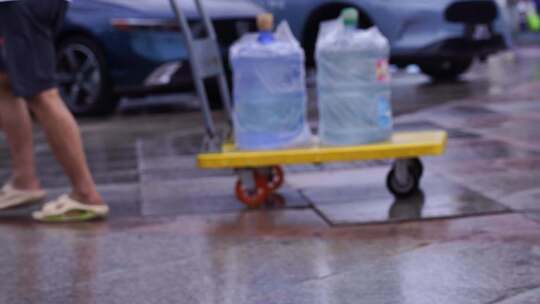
[
  {"x1": 230, "y1": 14, "x2": 311, "y2": 150},
  {"x1": 316, "y1": 8, "x2": 393, "y2": 146}
]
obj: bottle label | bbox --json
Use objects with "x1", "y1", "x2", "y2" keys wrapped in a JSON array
[
  {"x1": 378, "y1": 97, "x2": 393, "y2": 128},
  {"x1": 376, "y1": 59, "x2": 390, "y2": 83}
]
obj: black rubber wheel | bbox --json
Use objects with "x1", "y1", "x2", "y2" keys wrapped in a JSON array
[
  {"x1": 386, "y1": 166, "x2": 420, "y2": 199},
  {"x1": 419, "y1": 57, "x2": 473, "y2": 81},
  {"x1": 410, "y1": 158, "x2": 424, "y2": 179},
  {"x1": 57, "y1": 36, "x2": 119, "y2": 116}
]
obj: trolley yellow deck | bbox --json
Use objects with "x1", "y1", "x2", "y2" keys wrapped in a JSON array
[{"x1": 198, "y1": 130, "x2": 448, "y2": 169}]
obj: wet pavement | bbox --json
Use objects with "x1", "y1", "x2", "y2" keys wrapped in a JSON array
[{"x1": 2, "y1": 47, "x2": 540, "y2": 303}]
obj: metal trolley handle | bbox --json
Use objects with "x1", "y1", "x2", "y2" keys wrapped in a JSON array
[{"x1": 169, "y1": 0, "x2": 234, "y2": 151}]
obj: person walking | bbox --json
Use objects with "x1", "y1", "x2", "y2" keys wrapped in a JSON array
[{"x1": 0, "y1": 0, "x2": 109, "y2": 222}]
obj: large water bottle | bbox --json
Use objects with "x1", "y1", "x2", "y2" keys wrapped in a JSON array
[
  {"x1": 316, "y1": 8, "x2": 393, "y2": 146},
  {"x1": 230, "y1": 14, "x2": 311, "y2": 150}
]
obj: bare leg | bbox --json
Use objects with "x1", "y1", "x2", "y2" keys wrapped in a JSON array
[
  {"x1": 28, "y1": 88, "x2": 104, "y2": 205},
  {"x1": 0, "y1": 73, "x2": 41, "y2": 191}
]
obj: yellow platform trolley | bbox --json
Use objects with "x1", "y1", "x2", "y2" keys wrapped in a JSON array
[{"x1": 170, "y1": 0, "x2": 448, "y2": 208}]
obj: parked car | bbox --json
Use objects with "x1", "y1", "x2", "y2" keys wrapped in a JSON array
[
  {"x1": 252, "y1": 0, "x2": 510, "y2": 80},
  {"x1": 57, "y1": 0, "x2": 263, "y2": 115}
]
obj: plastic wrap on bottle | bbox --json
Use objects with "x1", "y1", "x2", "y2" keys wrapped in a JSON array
[
  {"x1": 316, "y1": 19, "x2": 393, "y2": 146},
  {"x1": 230, "y1": 22, "x2": 312, "y2": 151}
]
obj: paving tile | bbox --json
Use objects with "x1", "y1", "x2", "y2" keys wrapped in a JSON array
[
  {"x1": 431, "y1": 155, "x2": 540, "y2": 212},
  {"x1": 315, "y1": 190, "x2": 507, "y2": 226},
  {"x1": 430, "y1": 157, "x2": 540, "y2": 212},
  {"x1": 409, "y1": 109, "x2": 516, "y2": 135},
  {"x1": 2, "y1": 53, "x2": 540, "y2": 304},
  {"x1": 295, "y1": 168, "x2": 508, "y2": 225},
  {"x1": 418, "y1": 104, "x2": 508, "y2": 122},
  {"x1": 137, "y1": 133, "x2": 205, "y2": 158},
  {"x1": 496, "y1": 187, "x2": 540, "y2": 212},
  {"x1": 471, "y1": 118, "x2": 540, "y2": 150},
  {"x1": 139, "y1": 155, "x2": 233, "y2": 181},
  {"x1": 0, "y1": 183, "x2": 141, "y2": 221},
  {"x1": 250, "y1": 231, "x2": 540, "y2": 304},
  {"x1": 445, "y1": 104, "x2": 502, "y2": 116},
  {"x1": 0, "y1": 210, "x2": 329, "y2": 304},
  {"x1": 428, "y1": 139, "x2": 540, "y2": 164},
  {"x1": 458, "y1": 114, "x2": 519, "y2": 130},
  {"x1": 441, "y1": 170, "x2": 540, "y2": 212},
  {"x1": 29, "y1": 169, "x2": 138, "y2": 189},
  {"x1": 487, "y1": 100, "x2": 540, "y2": 114},
  {"x1": 0, "y1": 144, "x2": 140, "y2": 188},
  {"x1": 395, "y1": 120, "x2": 481, "y2": 140},
  {"x1": 493, "y1": 287, "x2": 540, "y2": 304},
  {"x1": 525, "y1": 212, "x2": 540, "y2": 225},
  {"x1": 140, "y1": 176, "x2": 310, "y2": 216},
  {"x1": 290, "y1": 167, "x2": 490, "y2": 201},
  {"x1": 5, "y1": 214, "x2": 536, "y2": 304},
  {"x1": 431, "y1": 157, "x2": 540, "y2": 177}
]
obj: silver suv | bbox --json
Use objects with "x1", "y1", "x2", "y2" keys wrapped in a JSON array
[{"x1": 254, "y1": 0, "x2": 510, "y2": 80}]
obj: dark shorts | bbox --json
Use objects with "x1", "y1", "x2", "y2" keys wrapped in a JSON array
[{"x1": 0, "y1": 0, "x2": 68, "y2": 98}]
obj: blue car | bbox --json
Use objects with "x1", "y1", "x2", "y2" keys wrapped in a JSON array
[
  {"x1": 253, "y1": 0, "x2": 510, "y2": 79},
  {"x1": 57, "y1": 0, "x2": 264, "y2": 115}
]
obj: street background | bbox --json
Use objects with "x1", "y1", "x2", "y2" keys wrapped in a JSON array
[
  {"x1": 2, "y1": 2, "x2": 540, "y2": 303},
  {"x1": 2, "y1": 45, "x2": 540, "y2": 302}
]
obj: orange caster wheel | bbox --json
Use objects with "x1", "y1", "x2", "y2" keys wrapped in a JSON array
[
  {"x1": 235, "y1": 172, "x2": 269, "y2": 208},
  {"x1": 266, "y1": 166, "x2": 285, "y2": 191}
]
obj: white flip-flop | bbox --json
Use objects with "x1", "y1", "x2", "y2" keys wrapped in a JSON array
[
  {"x1": 0, "y1": 183, "x2": 47, "y2": 211},
  {"x1": 32, "y1": 194, "x2": 109, "y2": 223}
]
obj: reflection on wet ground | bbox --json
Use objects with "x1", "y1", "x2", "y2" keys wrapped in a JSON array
[{"x1": 1, "y1": 48, "x2": 540, "y2": 303}]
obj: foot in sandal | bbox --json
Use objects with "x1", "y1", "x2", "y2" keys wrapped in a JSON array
[
  {"x1": 32, "y1": 195, "x2": 109, "y2": 223},
  {"x1": 0, "y1": 183, "x2": 47, "y2": 211}
]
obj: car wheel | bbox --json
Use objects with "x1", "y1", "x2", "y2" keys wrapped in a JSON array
[
  {"x1": 419, "y1": 57, "x2": 474, "y2": 81},
  {"x1": 57, "y1": 36, "x2": 118, "y2": 116}
]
